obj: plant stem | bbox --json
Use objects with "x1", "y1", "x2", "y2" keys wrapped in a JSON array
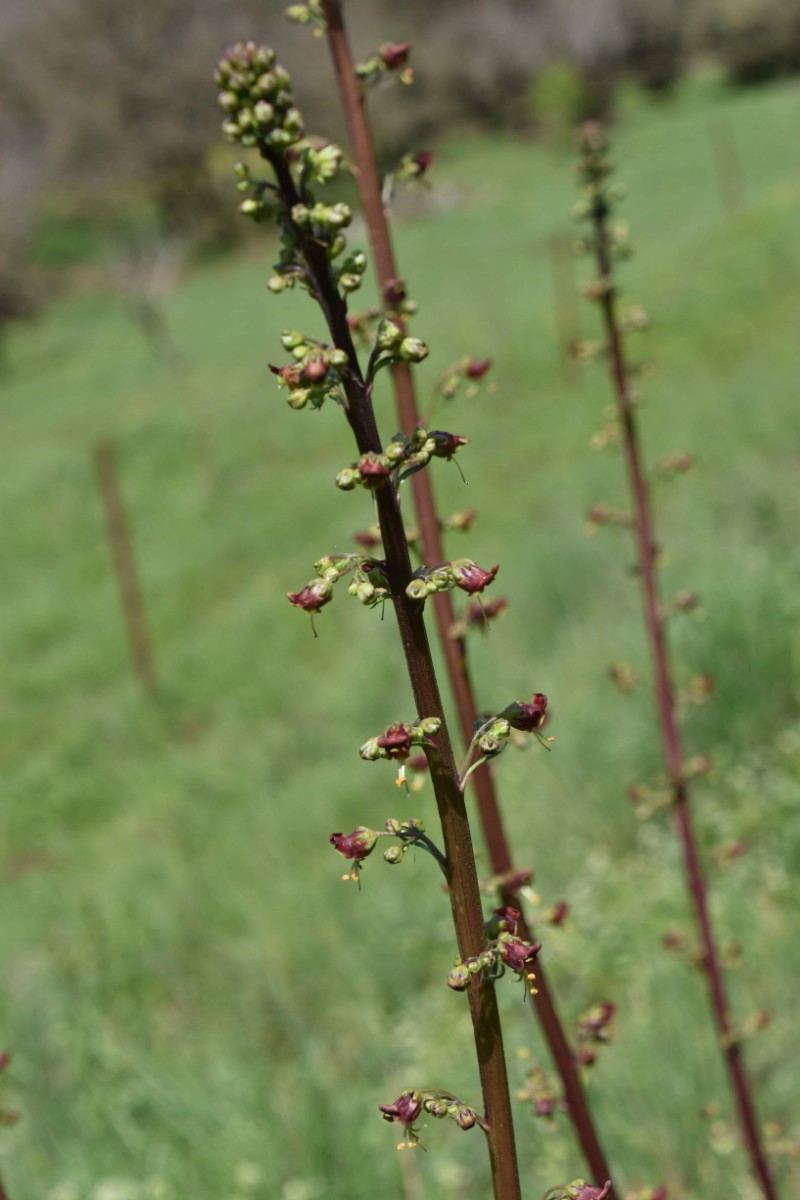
[
  {"x1": 319, "y1": 5, "x2": 617, "y2": 1193},
  {"x1": 266, "y1": 150, "x2": 522, "y2": 1200},
  {"x1": 588, "y1": 195, "x2": 778, "y2": 1200}
]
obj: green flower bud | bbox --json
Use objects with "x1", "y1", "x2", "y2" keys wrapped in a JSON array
[
  {"x1": 218, "y1": 91, "x2": 238, "y2": 111},
  {"x1": 406, "y1": 578, "x2": 429, "y2": 601},
  {"x1": 377, "y1": 320, "x2": 404, "y2": 350},
  {"x1": 253, "y1": 100, "x2": 274, "y2": 125},
  {"x1": 239, "y1": 198, "x2": 261, "y2": 217},
  {"x1": 286, "y1": 4, "x2": 312, "y2": 22},
  {"x1": 414, "y1": 717, "x2": 442, "y2": 737},
  {"x1": 281, "y1": 331, "x2": 306, "y2": 350},
  {"x1": 326, "y1": 202, "x2": 352, "y2": 228},
  {"x1": 291, "y1": 204, "x2": 311, "y2": 226},
  {"x1": 222, "y1": 120, "x2": 241, "y2": 140},
  {"x1": 327, "y1": 235, "x2": 347, "y2": 260},
  {"x1": 385, "y1": 440, "x2": 407, "y2": 464},
  {"x1": 383, "y1": 845, "x2": 404, "y2": 865},
  {"x1": 447, "y1": 963, "x2": 472, "y2": 991},
  {"x1": 399, "y1": 337, "x2": 429, "y2": 363},
  {"x1": 283, "y1": 107, "x2": 304, "y2": 135},
  {"x1": 359, "y1": 737, "x2": 383, "y2": 761},
  {"x1": 339, "y1": 273, "x2": 362, "y2": 293},
  {"x1": 286, "y1": 388, "x2": 311, "y2": 410},
  {"x1": 335, "y1": 467, "x2": 360, "y2": 490},
  {"x1": 267, "y1": 275, "x2": 289, "y2": 293},
  {"x1": 328, "y1": 348, "x2": 349, "y2": 368},
  {"x1": 356, "y1": 580, "x2": 375, "y2": 604},
  {"x1": 310, "y1": 143, "x2": 343, "y2": 183}
]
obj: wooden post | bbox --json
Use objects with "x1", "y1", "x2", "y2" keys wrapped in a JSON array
[
  {"x1": 709, "y1": 116, "x2": 746, "y2": 213},
  {"x1": 548, "y1": 232, "x2": 581, "y2": 385},
  {"x1": 94, "y1": 439, "x2": 157, "y2": 692}
]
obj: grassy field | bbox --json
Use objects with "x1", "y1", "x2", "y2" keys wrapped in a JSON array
[{"x1": 2, "y1": 71, "x2": 800, "y2": 1200}]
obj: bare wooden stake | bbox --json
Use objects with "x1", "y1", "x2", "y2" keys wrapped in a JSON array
[
  {"x1": 548, "y1": 232, "x2": 581, "y2": 385},
  {"x1": 94, "y1": 438, "x2": 157, "y2": 693},
  {"x1": 709, "y1": 116, "x2": 746, "y2": 213}
]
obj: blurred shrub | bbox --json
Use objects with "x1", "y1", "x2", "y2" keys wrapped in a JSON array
[
  {"x1": 528, "y1": 62, "x2": 597, "y2": 142},
  {"x1": 699, "y1": 1, "x2": 800, "y2": 85}
]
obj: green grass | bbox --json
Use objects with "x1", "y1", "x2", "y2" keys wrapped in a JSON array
[{"x1": 2, "y1": 72, "x2": 800, "y2": 1199}]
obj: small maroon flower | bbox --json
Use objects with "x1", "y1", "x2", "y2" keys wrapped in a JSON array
[
  {"x1": 465, "y1": 357, "x2": 492, "y2": 379},
  {"x1": 408, "y1": 753, "x2": 429, "y2": 773},
  {"x1": 383, "y1": 277, "x2": 407, "y2": 307},
  {"x1": 302, "y1": 355, "x2": 329, "y2": 383},
  {"x1": 467, "y1": 595, "x2": 507, "y2": 626},
  {"x1": 377, "y1": 723, "x2": 414, "y2": 760},
  {"x1": 454, "y1": 1106, "x2": 477, "y2": 1130},
  {"x1": 413, "y1": 151, "x2": 433, "y2": 176},
  {"x1": 379, "y1": 41, "x2": 413, "y2": 69},
  {"x1": 354, "y1": 528, "x2": 382, "y2": 550},
  {"x1": 535, "y1": 1096, "x2": 556, "y2": 1118},
  {"x1": 580, "y1": 1002, "x2": 615, "y2": 1040},
  {"x1": 379, "y1": 1090, "x2": 422, "y2": 1127},
  {"x1": 269, "y1": 362, "x2": 303, "y2": 387},
  {"x1": 493, "y1": 906, "x2": 520, "y2": 934},
  {"x1": 451, "y1": 559, "x2": 499, "y2": 596},
  {"x1": 547, "y1": 901, "x2": 570, "y2": 927},
  {"x1": 430, "y1": 431, "x2": 469, "y2": 459},
  {"x1": 572, "y1": 1183, "x2": 612, "y2": 1200},
  {"x1": 498, "y1": 935, "x2": 540, "y2": 974},
  {"x1": 286, "y1": 578, "x2": 332, "y2": 612},
  {"x1": 329, "y1": 827, "x2": 378, "y2": 862},
  {"x1": 358, "y1": 454, "x2": 391, "y2": 486},
  {"x1": 576, "y1": 1048, "x2": 597, "y2": 1066},
  {"x1": 500, "y1": 692, "x2": 548, "y2": 732}
]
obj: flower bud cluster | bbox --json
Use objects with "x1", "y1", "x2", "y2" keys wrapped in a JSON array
[
  {"x1": 435, "y1": 355, "x2": 493, "y2": 403},
  {"x1": 285, "y1": 2, "x2": 325, "y2": 31},
  {"x1": 406, "y1": 559, "x2": 499, "y2": 605},
  {"x1": 379, "y1": 1088, "x2": 480, "y2": 1149},
  {"x1": 450, "y1": 595, "x2": 509, "y2": 639},
  {"x1": 329, "y1": 818, "x2": 430, "y2": 882},
  {"x1": 394, "y1": 151, "x2": 434, "y2": 184},
  {"x1": 447, "y1": 906, "x2": 540, "y2": 993},
  {"x1": 370, "y1": 318, "x2": 430, "y2": 372},
  {"x1": 270, "y1": 333, "x2": 351, "y2": 411},
  {"x1": 357, "y1": 42, "x2": 414, "y2": 88},
  {"x1": 336, "y1": 427, "x2": 468, "y2": 492},
  {"x1": 360, "y1": 718, "x2": 441, "y2": 763},
  {"x1": 576, "y1": 1002, "x2": 615, "y2": 1067},
  {"x1": 573, "y1": 122, "x2": 628, "y2": 230},
  {"x1": 215, "y1": 43, "x2": 303, "y2": 152},
  {"x1": 544, "y1": 1181, "x2": 612, "y2": 1200},
  {"x1": 287, "y1": 552, "x2": 393, "y2": 629},
  {"x1": 516, "y1": 1062, "x2": 561, "y2": 1119}
]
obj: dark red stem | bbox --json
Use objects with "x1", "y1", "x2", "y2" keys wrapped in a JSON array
[
  {"x1": 266, "y1": 148, "x2": 522, "y2": 1200},
  {"x1": 320, "y1": 4, "x2": 617, "y2": 1194},
  {"x1": 590, "y1": 197, "x2": 778, "y2": 1200}
]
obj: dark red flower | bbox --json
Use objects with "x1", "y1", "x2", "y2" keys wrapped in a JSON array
[
  {"x1": 580, "y1": 1002, "x2": 615, "y2": 1040},
  {"x1": 379, "y1": 41, "x2": 413, "y2": 69},
  {"x1": 572, "y1": 1183, "x2": 612, "y2": 1200},
  {"x1": 493, "y1": 906, "x2": 520, "y2": 934},
  {"x1": 286, "y1": 578, "x2": 332, "y2": 612},
  {"x1": 358, "y1": 454, "x2": 391, "y2": 486},
  {"x1": 302, "y1": 355, "x2": 329, "y2": 383},
  {"x1": 498, "y1": 936, "x2": 540, "y2": 974},
  {"x1": 430, "y1": 431, "x2": 469, "y2": 459},
  {"x1": 547, "y1": 901, "x2": 570, "y2": 927},
  {"x1": 269, "y1": 362, "x2": 303, "y2": 387},
  {"x1": 413, "y1": 151, "x2": 433, "y2": 175},
  {"x1": 465, "y1": 357, "x2": 492, "y2": 379},
  {"x1": 500, "y1": 693, "x2": 548, "y2": 732},
  {"x1": 383, "y1": 277, "x2": 407, "y2": 307},
  {"x1": 329, "y1": 827, "x2": 377, "y2": 862},
  {"x1": 408, "y1": 753, "x2": 429, "y2": 773},
  {"x1": 467, "y1": 595, "x2": 507, "y2": 626},
  {"x1": 451, "y1": 560, "x2": 499, "y2": 596},
  {"x1": 379, "y1": 1091, "x2": 422, "y2": 1127},
  {"x1": 354, "y1": 529, "x2": 382, "y2": 551},
  {"x1": 376, "y1": 723, "x2": 414, "y2": 760}
]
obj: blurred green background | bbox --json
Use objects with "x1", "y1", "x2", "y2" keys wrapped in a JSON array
[{"x1": 2, "y1": 8, "x2": 800, "y2": 1200}]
